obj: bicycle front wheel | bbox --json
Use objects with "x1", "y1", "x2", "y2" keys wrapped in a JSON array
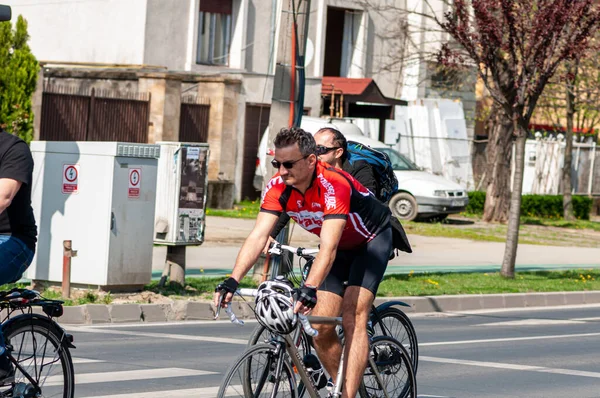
[
  {"x1": 218, "y1": 343, "x2": 298, "y2": 398},
  {"x1": 1, "y1": 316, "x2": 75, "y2": 398},
  {"x1": 363, "y1": 336, "x2": 416, "y2": 398}
]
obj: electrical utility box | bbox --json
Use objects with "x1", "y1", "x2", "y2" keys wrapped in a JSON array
[
  {"x1": 27, "y1": 141, "x2": 160, "y2": 290},
  {"x1": 153, "y1": 142, "x2": 210, "y2": 245}
]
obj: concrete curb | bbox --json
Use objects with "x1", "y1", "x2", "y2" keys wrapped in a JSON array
[{"x1": 57, "y1": 291, "x2": 600, "y2": 325}]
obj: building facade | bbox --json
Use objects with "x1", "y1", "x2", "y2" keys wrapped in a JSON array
[{"x1": 8, "y1": 0, "x2": 474, "y2": 202}]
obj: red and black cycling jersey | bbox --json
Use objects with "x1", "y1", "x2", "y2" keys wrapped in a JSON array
[{"x1": 260, "y1": 161, "x2": 391, "y2": 250}]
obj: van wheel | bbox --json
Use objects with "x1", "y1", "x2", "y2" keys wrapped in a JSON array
[{"x1": 389, "y1": 193, "x2": 418, "y2": 221}]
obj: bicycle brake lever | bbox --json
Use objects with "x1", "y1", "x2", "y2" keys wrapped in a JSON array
[{"x1": 214, "y1": 293, "x2": 224, "y2": 320}]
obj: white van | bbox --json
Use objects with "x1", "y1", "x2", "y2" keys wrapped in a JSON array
[{"x1": 254, "y1": 117, "x2": 468, "y2": 221}]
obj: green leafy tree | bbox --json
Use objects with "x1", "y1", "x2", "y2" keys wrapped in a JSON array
[{"x1": 0, "y1": 15, "x2": 38, "y2": 143}]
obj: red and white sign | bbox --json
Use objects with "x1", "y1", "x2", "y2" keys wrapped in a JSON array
[
  {"x1": 62, "y1": 164, "x2": 79, "y2": 194},
  {"x1": 128, "y1": 168, "x2": 141, "y2": 199}
]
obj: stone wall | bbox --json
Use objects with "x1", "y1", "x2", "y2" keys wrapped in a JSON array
[{"x1": 34, "y1": 66, "x2": 243, "y2": 208}]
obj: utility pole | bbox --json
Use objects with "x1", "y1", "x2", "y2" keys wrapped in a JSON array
[{"x1": 263, "y1": 0, "x2": 311, "y2": 279}]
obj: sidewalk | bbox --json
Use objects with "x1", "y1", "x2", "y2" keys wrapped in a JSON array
[
  {"x1": 54, "y1": 216, "x2": 600, "y2": 325},
  {"x1": 152, "y1": 216, "x2": 600, "y2": 277}
]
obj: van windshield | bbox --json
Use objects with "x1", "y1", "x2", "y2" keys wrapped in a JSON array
[{"x1": 376, "y1": 148, "x2": 419, "y2": 171}]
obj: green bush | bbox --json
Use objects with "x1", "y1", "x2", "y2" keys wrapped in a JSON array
[
  {"x1": 465, "y1": 192, "x2": 592, "y2": 220},
  {"x1": 0, "y1": 16, "x2": 38, "y2": 143},
  {"x1": 466, "y1": 191, "x2": 486, "y2": 214}
]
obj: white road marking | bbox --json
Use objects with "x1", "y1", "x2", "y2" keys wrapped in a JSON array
[
  {"x1": 476, "y1": 319, "x2": 585, "y2": 326},
  {"x1": 65, "y1": 319, "x2": 259, "y2": 329},
  {"x1": 420, "y1": 331, "x2": 600, "y2": 347},
  {"x1": 569, "y1": 316, "x2": 600, "y2": 322},
  {"x1": 418, "y1": 396, "x2": 453, "y2": 398},
  {"x1": 45, "y1": 367, "x2": 216, "y2": 387},
  {"x1": 422, "y1": 356, "x2": 600, "y2": 379},
  {"x1": 73, "y1": 327, "x2": 248, "y2": 345},
  {"x1": 72, "y1": 357, "x2": 105, "y2": 364},
  {"x1": 411, "y1": 303, "x2": 600, "y2": 317},
  {"x1": 80, "y1": 385, "x2": 235, "y2": 398}
]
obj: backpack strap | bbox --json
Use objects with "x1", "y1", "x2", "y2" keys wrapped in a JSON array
[{"x1": 325, "y1": 166, "x2": 356, "y2": 193}]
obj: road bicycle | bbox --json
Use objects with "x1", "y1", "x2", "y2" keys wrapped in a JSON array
[
  {"x1": 250, "y1": 243, "x2": 419, "y2": 374},
  {"x1": 0, "y1": 288, "x2": 75, "y2": 398},
  {"x1": 215, "y1": 281, "x2": 417, "y2": 398}
]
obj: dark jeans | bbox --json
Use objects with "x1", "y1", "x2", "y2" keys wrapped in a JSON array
[{"x1": 0, "y1": 236, "x2": 34, "y2": 357}]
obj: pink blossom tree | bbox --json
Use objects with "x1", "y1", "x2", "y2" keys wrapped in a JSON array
[{"x1": 438, "y1": 0, "x2": 600, "y2": 277}]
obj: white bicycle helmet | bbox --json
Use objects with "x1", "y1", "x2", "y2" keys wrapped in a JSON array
[{"x1": 255, "y1": 277, "x2": 298, "y2": 335}]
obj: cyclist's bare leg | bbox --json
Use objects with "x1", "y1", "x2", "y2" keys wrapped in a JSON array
[
  {"x1": 311, "y1": 290, "x2": 343, "y2": 383},
  {"x1": 340, "y1": 285, "x2": 374, "y2": 398}
]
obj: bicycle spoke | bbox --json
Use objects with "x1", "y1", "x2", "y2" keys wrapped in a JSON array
[
  {"x1": 1, "y1": 323, "x2": 72, "y2": 398},
  {"x1": 219, "y1": 344, "x2": 297, "y2": 398}
]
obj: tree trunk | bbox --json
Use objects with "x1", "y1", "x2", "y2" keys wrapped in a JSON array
[
  {"x1": 501, "y1": 124, "x2": 527, "y2": 279},
  {"x1": 562, "y1": 61, "x2": 578, "y2": 221},
  {"x1": 483, "y1": 106, "x2": 514, "y2": 222}
]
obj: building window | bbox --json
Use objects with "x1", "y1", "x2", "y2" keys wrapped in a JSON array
[
  {"x1": 323, "y1": 7, "x2": 362, "y2": 77},
  {"x1": 197, "y1": 0, "x2": 232, "y2": 65}
]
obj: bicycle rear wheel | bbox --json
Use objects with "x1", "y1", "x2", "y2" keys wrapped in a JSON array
[
  {"x1": 1, "y1": 316, "x2": 75, "y2": 398},
  {"x1": 370, "y1": 307, "x2": 419, "y2": 374},
  {"x1": 363, "y1": 336, "x2": 416, "y2": 398},
  {"x1": 219, "y1": 343, "x2": 298, "y2": 398}
]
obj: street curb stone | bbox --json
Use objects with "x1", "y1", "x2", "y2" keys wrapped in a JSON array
[
  {"x1": 140, "y1": 304, "x2": 168, "y2": 322},
  {"x1": 61, "y1": 306, "x2": 87, "y2": 324},
  {"x1": 184, "y1": 301, "x2": 214, "y2": 320},
  {"x1": 85, "y1": 304, "x2": 111, "y2": 324},
  {"x1": 585, "y1": 291, "x2": 600, "y2": 304},
  {"x1": 565, "y1": 291, "x2": 585, "y2": 305},
  {"x1": 109, "y1": 304, "x2": 142, "y2": 323},
  {"x1": 56, "y1": 291, "x2": 600, "y2": 324}
]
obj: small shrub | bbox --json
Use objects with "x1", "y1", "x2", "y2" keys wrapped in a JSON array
[{"x1": 465, "y1": 192, "x2": 592, "y2": 220}]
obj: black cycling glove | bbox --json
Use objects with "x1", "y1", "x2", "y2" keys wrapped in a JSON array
[
  {"x1": 294, "y1": 285, "x2": 318, "y2": 309},
  {"x1": 215, "y1": 277, "x2": 239, "y2": 295}
]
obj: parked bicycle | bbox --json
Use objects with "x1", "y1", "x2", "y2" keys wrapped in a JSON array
[
  {"x1": 216, "y1": 277, "x2": 417, "y2": 398},
  {"x1": 250, "y1": 242, "x2": 419, "y2": 374},
  {"x1": 0, "y1": 288, "x2": 75, "y2": 398}
]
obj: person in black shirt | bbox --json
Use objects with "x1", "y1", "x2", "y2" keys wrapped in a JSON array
[
  {"x1": 0, "y1": 130, "x2": 37, "y2": 383},
  {"x1": 314, "y1": 127, "x2": 377, "y2": 193}
]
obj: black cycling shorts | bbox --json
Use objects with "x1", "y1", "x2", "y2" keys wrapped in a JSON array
[{"x1": 320, "y1": 226, "x2": 392, "y2": 297}]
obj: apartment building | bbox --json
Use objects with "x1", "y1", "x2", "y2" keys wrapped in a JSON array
[{"x1": 7, "y1": 0, "x2": 474, "y2": 202}]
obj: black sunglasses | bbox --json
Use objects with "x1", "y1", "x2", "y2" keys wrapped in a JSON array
[
  {"x1": 271, "y1": 155, "x2": 309, "y2": 169},
  {"x1": 316, "y1": 145, "x2": 341, "y2": 155}
]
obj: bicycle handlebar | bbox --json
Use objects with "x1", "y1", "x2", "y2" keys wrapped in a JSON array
[
  {"x1": 214, "y1": 288, "x2": 318, "y2": 337},
  {"x1": 268, "y1": 242, "x2": 320, "y2": 258}
]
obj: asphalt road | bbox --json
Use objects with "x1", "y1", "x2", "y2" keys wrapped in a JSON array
[{"x1": 59, "y1": 304, "x2": 600, "y2": 397}]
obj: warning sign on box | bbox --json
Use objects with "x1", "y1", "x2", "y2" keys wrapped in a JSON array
[
  {"x1": 62, "y1": 164, "x2": 79, "y2": 194},
  {"x1": 128, "y1": 168, "x2": 141, "y2": 199}
]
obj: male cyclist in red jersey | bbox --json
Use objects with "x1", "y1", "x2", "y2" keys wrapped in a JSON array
[{"x1": 214, "y1": 127, "x2": 392, "y2": 397}]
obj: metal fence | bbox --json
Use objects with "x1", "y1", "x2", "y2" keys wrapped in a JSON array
[
  {"x1": 524, "y1": 139, "x2": 599, "y2": 196},
  {"x1": 40, "y1": 85, "x2": 151, "y2": 143},
  {"x1": 179, "y1": 96, "x2": 210, "y2": 143}
]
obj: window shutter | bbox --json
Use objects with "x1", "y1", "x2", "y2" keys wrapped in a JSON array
[{"x1": 199, "y1": 0, "x2": 232, "y2": 15}]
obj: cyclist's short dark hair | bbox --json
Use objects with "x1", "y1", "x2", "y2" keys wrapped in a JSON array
[
  {"x1": 316, "y1": 127, "x2": 348, "y2": 160},
  {"x1": 274, "y1": 127, "x2": 316, "y2": 157}
]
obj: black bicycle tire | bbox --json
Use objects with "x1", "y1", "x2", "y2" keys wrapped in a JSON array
[
  {"x1": 220, "y1": 343, "x2": 298, "y2": 398},
  {"x1": 246, "y1": 324, "x2": 312, "y2": 396},
  {"x1": 371, "y1": 307, "x2": 419, "y2": 374},
  {"x1": 2, "y1": 316, "x2": 75, "y2": 398},
  {"x1": 364, "y1": 335, "x2": 417, "y2": 398}
]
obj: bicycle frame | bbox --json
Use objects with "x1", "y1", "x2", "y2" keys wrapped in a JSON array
[{"x1": 276, "y1": 315, "x2": 390, "y2": 398}]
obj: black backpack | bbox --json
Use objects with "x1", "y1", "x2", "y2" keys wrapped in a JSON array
[{"x1": 346, "y1": 141, "x2": 398, "y2": 203}]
